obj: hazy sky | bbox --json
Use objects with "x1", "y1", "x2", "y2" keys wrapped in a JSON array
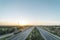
[{"x1": 0, "y1": 0, "x2": 60, "y2": 25}]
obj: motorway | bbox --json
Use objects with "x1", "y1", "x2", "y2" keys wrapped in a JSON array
[
  {"x1": 37, "y1": 27, "x2": 60, "y2": 40},
  {"x1": 6, "y1": 27, "x2": 60, "y2": 40},
  {"x1": 6, "y1": 27, "x2": 34, "y2": 40}
]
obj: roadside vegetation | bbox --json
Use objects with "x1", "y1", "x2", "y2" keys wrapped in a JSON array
[
  {"x1": 26, "y1": 27, "x2": 44, "y2": 40},
  {"x1": 0, "y1": 26, "x2": 15, "y2": 40},
  {"x1": 0, "y1": 27, "x2": 15, "y2": 35}
]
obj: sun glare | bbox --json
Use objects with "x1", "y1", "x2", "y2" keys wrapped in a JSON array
[{"x1": 19, "y1": 20, "x2": 28, "y2": 26}]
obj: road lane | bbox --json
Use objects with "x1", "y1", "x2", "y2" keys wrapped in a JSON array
[
  {"x1": 37, "y1": 27, "x2": 60, "y2": 40},
  {"x1": 7, "y1": 27, "x2": 34, "y2": 40}
]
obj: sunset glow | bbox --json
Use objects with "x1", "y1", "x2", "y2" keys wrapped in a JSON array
[{"x1": 0, "y1": 0, "x2": 60, "y2": 25}]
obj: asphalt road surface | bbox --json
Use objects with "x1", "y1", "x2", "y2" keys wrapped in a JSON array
[
  {"x1": 6, "y1": 27, "x2": 34, "y2": 40},
  {"x1": 37, "y1": 27, "x2": 60, "y2": 40}
]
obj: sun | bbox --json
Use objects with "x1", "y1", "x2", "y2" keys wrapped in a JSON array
[{"x1": 19, "y1": 20, "x2": 28, "y2": 26}]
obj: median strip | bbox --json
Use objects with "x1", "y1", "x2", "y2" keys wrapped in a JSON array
[{"x1": 25, "y1": 27, "x2": 44, "y2": 40}]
